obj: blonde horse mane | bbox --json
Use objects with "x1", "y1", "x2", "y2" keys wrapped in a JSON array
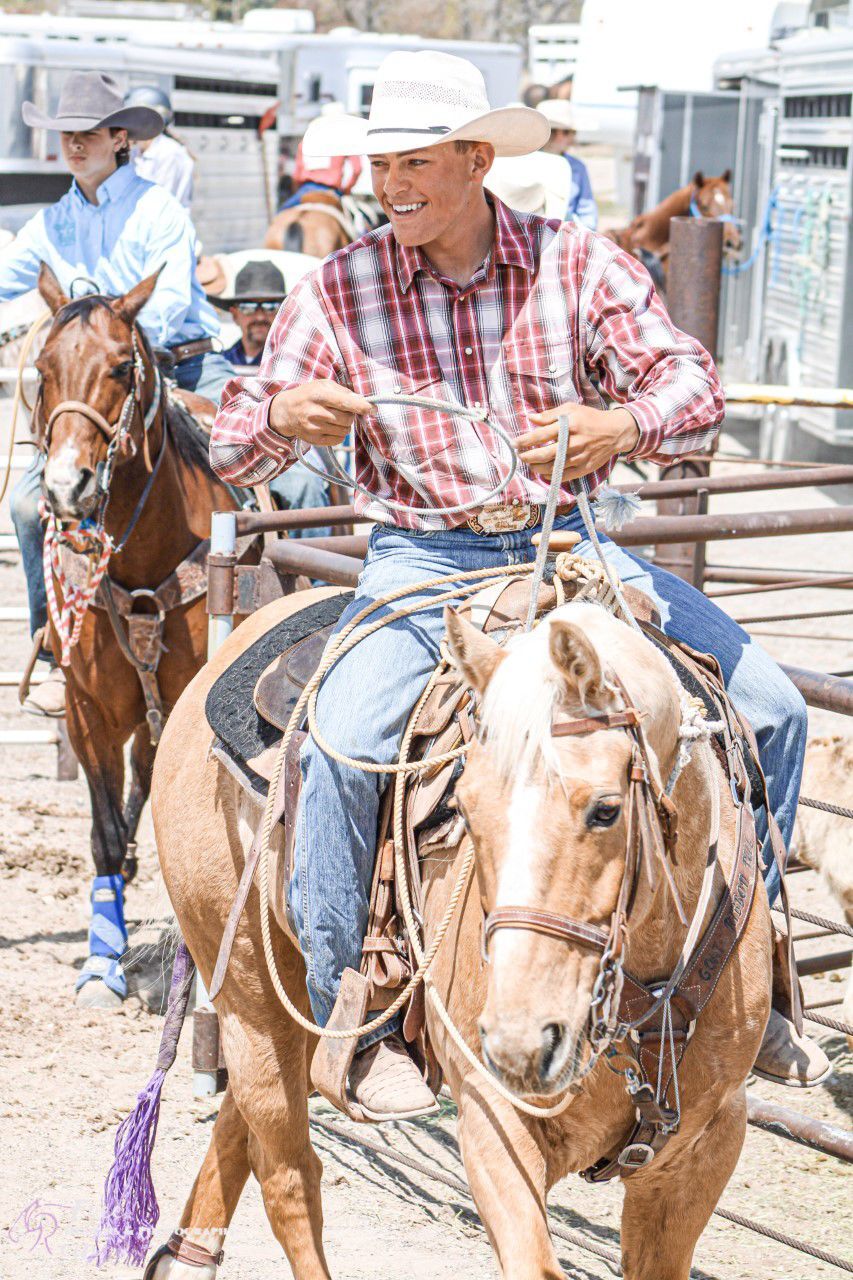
[{"x1": 478, "y1": 601, "x2": 636, "y2": 784}]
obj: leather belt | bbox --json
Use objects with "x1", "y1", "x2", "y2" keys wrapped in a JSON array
[{"x1": 169, "y1": 337, "x2": 215, "y2": 364}]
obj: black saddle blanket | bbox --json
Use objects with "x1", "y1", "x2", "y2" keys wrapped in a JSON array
[{"x1": 205, "y1": 593, "x2": 351, "y2": 793}]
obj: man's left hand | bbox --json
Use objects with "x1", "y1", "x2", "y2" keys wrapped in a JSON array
[{"x1": 515, "y1": 404, "x2": 640, "y2": 483}]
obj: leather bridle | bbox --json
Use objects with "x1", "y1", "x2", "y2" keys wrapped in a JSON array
[{"x1": 482, "y1": 689, "x2": 680, "y2": 1042}]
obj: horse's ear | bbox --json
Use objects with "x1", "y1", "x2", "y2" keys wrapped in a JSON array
[
  {"x1": 113, "y1": 266, "x2": 164, "y2": 325},
  {"x1": 721, "y1": 168, "x2": 732, "y2": 185},
  {"x1": 548, "y1": 620, "x2": 607, "y2": 709},
  {"x1": 444, "y1": 606, "x2": 505, "y2": 695},
  {"x1": 692, "y1": 170, "x2": 704, "y2": 188},
  {"x1": 37, "y1": 262, "x2": 69, "y2": 314}
]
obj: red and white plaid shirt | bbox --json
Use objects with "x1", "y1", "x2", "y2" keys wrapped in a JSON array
[{"x1": 211, "y1": 199, "x2": 724, "y2": 530}]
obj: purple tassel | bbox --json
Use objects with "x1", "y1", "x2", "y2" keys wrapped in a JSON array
[
  {"x1": 91, "y1": 1067, "x2": 167, "y2": 1266},
  {"x1": 91, "y1": 941, "x2": 196, "y2": 1267}
]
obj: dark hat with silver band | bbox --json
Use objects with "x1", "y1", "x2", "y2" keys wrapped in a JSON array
[{"x1": 23, "y1": 72, "x2": 163, "y2": 140}]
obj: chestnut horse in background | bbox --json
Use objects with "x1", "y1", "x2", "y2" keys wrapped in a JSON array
[
  {"x1": 264, "y1": 189, "x2": 353, "y2": 257},
  {"x1": 609, "y1": 171, "x2": 742, "y2": 285},
  {"x1": 142, "y1": 593, "x2": 771, "y2": 1279},
  {"x1": 34, "y1": 263, "x2": 244, "y2": 1009}
]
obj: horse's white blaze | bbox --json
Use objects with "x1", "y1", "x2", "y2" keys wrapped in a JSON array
[
  {"x1": 44, "y1": 440, "x2": 84, "y2": 494},
  {"x1": 491, "y1": 778, "x2": 547, "y2": 973}
]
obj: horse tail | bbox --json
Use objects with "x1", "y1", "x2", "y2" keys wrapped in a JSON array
[
  {"x1": 91, "y1": 941, "x2": 196, "y2": 1267},
  {"x1": 283, "y1": 220, "x2": 304, "y2": 253}
]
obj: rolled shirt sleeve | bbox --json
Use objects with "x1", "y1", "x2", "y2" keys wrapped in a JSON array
[
  {"x1": 0, "y1": 213, "x2": 47, "y2": 300},
  {"x1": 135, "y1": 197, "x2": 200, "y2": 348},
  {"x1": 582, "y1": 239, "x2": 725, "y2": 462},
  {"x1": 209, "y1": 275, "x2": 344, "y2": 486}
]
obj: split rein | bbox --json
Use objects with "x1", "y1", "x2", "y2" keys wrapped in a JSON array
[{"x1": 39, "y1": 326, "x2": 165, "y2": 665}]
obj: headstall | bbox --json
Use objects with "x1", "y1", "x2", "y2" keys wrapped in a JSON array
[{"x1": 39, "y1": 322, "x2": 166, "y2": 665}]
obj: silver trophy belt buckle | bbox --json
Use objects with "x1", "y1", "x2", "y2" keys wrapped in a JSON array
[{"x1": 466, "y1": 502, "x2": 540, "y2": 535}]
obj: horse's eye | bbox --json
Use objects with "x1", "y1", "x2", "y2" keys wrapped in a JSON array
[
  {"x1": 588, "y1": 800, "x2": 621, "y2": 829},
  {"x1": 111, "y1": 361, "x2": 133, "y2": 379}
]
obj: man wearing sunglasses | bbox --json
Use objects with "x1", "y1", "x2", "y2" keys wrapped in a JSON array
[
  {"x1": 216, "y1": 258, "x2": 331, "y2": 535},
  {"x1": 219, "y1": 260, "x2": 286, "y2": 369}
]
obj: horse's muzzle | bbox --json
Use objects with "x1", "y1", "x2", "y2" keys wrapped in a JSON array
[
  {"x1": 478, "y1": 1015, "x2": 586, "y2": 1095},
  {"x1": 43, "y1": 466, "x2": 98, "y2": 521}
]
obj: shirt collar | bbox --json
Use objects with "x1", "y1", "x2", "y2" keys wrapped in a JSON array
[
  {"x1": 394, "y1": 196, "x2": 535, "y2": 294},
  {"x1": 71, "y1": 162, "x2": 136, "y2": 208}
]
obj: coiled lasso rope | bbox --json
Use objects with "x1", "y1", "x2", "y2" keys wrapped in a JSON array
[{"x1": 254, "y1": 403, "x2": 649, "y2": 1116}]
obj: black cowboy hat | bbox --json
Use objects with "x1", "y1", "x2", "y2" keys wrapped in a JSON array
[
  {"x1": 22, "y1": 72, "x2": 163, "y2": 140},
  {"x1": 209, "y1": 259, "x2": 287, "y2": 309}
]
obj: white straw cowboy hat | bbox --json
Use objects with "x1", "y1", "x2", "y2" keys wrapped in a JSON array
[
  {"x1": 485, "y1": 152, "x2": 572, "y2": 219},
  {"x1": 536, "y1": 99, "x2": 578, "y2": 132},
  {"x1": 23, "y1": 72, "x2": 164, "y2": 139},
  {"x1": 301, "y1": 51, "x2": 549, "y2": 159}
]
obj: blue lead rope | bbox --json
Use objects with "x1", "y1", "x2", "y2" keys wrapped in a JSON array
[
  {"x1": 76, "y1": 873, "x2": 129, "y2": 999},
  {"x1": 690, "y1": 188, "x2": 782, "y2": 281}
]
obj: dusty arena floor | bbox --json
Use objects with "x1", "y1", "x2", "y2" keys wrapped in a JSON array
[{"x1": 0, "y1": 433, "x2": 851, "y2": 1279}]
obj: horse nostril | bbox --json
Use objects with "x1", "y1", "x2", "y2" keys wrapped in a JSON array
[{"x1": 539, "y1": 1022, "x2": 567, "y2": 1082}]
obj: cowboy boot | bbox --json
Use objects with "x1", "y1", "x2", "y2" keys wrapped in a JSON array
[
  {"x1": 22, "y1": 664, "x2": 66, "y2": 717},
  {"x1": 348, "y1": 1031, "x2": 440, "y2": 1122},
  {"x1": 752, "y1": 928, "x2": 831, "y2": 1087}
]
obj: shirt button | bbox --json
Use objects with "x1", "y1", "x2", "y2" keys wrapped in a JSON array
[
  {"x1": 464, "y1": 346, "x2": 473, "y2": 356},
  {"x1": 548, "y1": 362, "x2": 557, "y2": 373},
  {"x1": 393, "y1": 384, "x2": 402, "y2": 393},
  {"x1": 473, "y1": 400, "x2": 482, "y2": 408}
]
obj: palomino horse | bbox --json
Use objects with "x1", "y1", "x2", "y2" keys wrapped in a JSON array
[
  {"x1": 143, "y1": 586, "x2": 771, "y2": 1279},
  {"x1": 264, "y1": 190, "x2": 353, "y2": 257},
  {"x1": 609, "y1": 171, "x2": 742, "y2": 284},
  {"x1": 34, "y1": 263, "x2": 244, "y2": 1009}
]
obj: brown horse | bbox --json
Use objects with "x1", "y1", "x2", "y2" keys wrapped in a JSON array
[
  {"x1": 34, "y1": 263, "x2": 243, "y2": 1009},
  {"x1": 609, "y1": 171, "x2": 742, "y2": 282},
  {"x1": 143, "y1": 586, "x2": 771, "y2": 1279},
  {"x1": 264, "y1": 189, "x2": 353, "y2": 258}
]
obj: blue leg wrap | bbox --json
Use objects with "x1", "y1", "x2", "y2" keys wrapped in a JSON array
[{"x1": 76, "y1": 874, "x2": 129, "y2": 998}]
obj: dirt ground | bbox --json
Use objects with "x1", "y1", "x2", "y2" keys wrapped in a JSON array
[{"x1": 0, "y1": 428, "x2": 851, "y2": 1280}]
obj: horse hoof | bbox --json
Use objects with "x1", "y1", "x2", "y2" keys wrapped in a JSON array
[{"x1": 76, "y1": 979, "x2": 124, "y2": 1010}]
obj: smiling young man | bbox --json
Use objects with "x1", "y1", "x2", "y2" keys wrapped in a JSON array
[
  {"x1": 1, "y1": 72, "x2": 231, "y2": 717},
  {"x1": 211, "y1": 52, "x2": 821, "y2": 1118}
]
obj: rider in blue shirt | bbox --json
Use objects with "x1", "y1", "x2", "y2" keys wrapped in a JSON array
[
  {"x1": 0, "y1": 72, "x2": 233, "y2": 715},
  {"x1": 536, "y1": 99, "x2": 598, "y2": 231}
]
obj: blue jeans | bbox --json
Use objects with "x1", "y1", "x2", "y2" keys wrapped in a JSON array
[
  {"x1": 10, "y1": 351, "x2": 234, "y2": 643},
  {"x1": 289, "y1": 510, "x2": 807, "y2": 1040},
  {"x1": 10, "y1": 453, "x2": 49, "y2": 658},
  {"x1": 269, "y1": 463, "x2": 331, "y2": 539},
  {"x1": 172, "y1": 349, "x2": 233, "y2": 407}
]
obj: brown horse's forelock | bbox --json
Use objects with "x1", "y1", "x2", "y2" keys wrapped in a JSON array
[
  {"x1": 46, "y1": 296, "x2": 215, "y2": 476},
  {"x1": 53, "y1": 294, "x2": 115, "y2": 331}
]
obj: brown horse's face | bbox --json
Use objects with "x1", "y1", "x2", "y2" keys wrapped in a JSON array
[
  {"x1": 446, "y1": 603, "x2": 680, "y2": 1098},
  {"x1": 35, "y1": 263, "x2": 160, "y2": 521},
  {"x1": 692, "y1": 169, "x2": 742, "y2": 255}
]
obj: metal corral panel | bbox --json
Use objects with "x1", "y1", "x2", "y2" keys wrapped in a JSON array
[{"x1": 761, "y1": 28, "x2": 853, "y2": 443}]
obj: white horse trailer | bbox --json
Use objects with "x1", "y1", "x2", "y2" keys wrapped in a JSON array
[
  {"x1": 0, "y1": 32, "x2": 280, "y2": 252},
  {"x1": 758, "y1": 26, "x2": 853, "y2": 447}
]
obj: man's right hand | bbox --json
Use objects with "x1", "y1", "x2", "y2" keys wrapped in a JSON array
[{"x1": 269, "y1": 380, "x2": 372, "y2": 446}]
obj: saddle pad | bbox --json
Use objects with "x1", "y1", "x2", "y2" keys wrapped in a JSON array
[{"x1": 205, "y1": 593, "x2": 352, "y2": 792}]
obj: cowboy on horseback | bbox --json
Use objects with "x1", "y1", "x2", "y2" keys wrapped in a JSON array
[
  {"x1": 281, "y1": 102, "x2": 363, "y2": 210},
  {"x1": 211, "y1": 50, "x2": 826, "y2": 1119},
  {"x1": 0, "y1": 72, "x2": 233, "y2": 717}
]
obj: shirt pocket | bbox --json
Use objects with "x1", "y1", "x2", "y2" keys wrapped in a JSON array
[
  {"x1": 346, "y1": 360, "x2": 451, "y2": 476},
  {"x1": 501, "y1": 338, "x2": 579, "y2": 420}
]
